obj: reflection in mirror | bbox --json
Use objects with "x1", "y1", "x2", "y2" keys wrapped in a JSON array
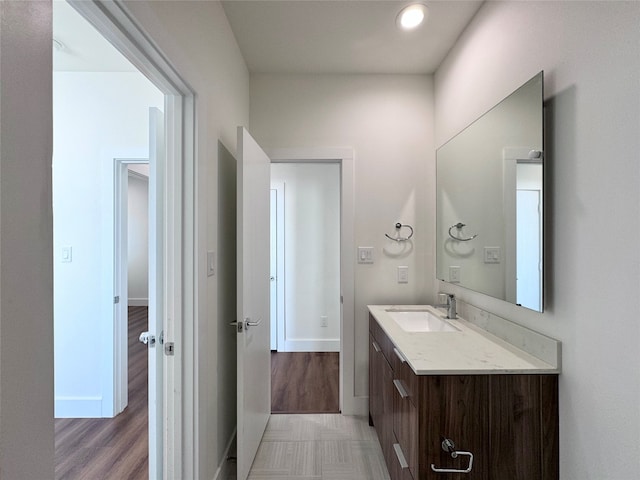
[{"x1": 436, "y1": 72, "x2": 544, "y2": 312}]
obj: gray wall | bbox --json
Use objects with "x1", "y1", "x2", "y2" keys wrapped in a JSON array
[
  {"x1": 435, "y1": 2, "x2": 640, "y2": 478},
  {"x1": 0, "y1": 1, "x2": 54, "y2": 478}
]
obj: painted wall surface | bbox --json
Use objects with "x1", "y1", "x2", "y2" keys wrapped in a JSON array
[
  {"x1": 122, "y1": 2, "x2": 250, "y2": 478},
  {"x1": 251, "y1": 74, "x2": 434, "y2": 398},
  {"x1": 53, "y1": 71, "x2": 163, "y2": 417},
  {"x1": 271, "y1": 163, "x2": 341, "y2": 351},
  {"x1": 0, "y1": 1, "x2": 54, "y2": 478},
  {"x1": 434, "y1": 2, "x2": 640, "y2": 478},
  {"x1": 127, "y1": 171, "x2": 149, "y2": 305}
]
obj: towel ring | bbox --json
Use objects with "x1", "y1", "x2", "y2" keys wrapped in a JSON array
[
  {"x1": 385, "y1": 222, "x2": 414, "y2": 242},
  {"x1": 448, "y1": 222, "x2": 478, "y2": 242}
]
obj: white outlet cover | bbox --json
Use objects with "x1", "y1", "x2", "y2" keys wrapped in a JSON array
[{"x1": 398, "y1": 266, "x2": 409, "y2": 283}]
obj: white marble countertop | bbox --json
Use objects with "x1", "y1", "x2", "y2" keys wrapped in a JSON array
[{"x1": 368, "y1": 305, "x2": 560, "y2": 375}]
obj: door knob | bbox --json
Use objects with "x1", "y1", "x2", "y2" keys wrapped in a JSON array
[{"x1": 139, "y1": 331, "x2": 155, "y2": 346}]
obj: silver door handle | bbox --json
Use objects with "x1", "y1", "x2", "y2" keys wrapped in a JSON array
[
  {"x1": 139, "y1": 331, "x2": 155, "y2": 346},
  {"x1": 245, "y1": 318, "x2": 261, "y2": 329}
]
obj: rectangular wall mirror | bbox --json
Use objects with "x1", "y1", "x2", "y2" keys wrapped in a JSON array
[{"x1": 436, "y1": 72, "x2": 544, "y2": 312}]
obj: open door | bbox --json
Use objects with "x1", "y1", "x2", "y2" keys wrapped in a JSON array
[
  {"x1": 236, "y1": 127, "x2": 271, "y2": 480},
  {"x1": 144, "y1": 107, "x2": 165, "y2": 479}
]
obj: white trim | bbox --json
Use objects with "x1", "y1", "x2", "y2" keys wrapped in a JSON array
[
  {"x1": 113, "y1": 157, "x2": 149, "y2": 417},
  {"x1": 270, "y1": 182, "x2": 286, "y2": 351},
  {"x1": 212, "y1": 429, "x2": 237, "y2": 480},
  {"x1": 267, "y1": 147, "x2": 359, "y2": 415},
  {"x1": 68, "y1": 1, "x2": 197, "y2": 477}
]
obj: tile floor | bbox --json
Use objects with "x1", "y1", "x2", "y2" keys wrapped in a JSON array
[{"x1": 225, "y1": 414, "x2": 391, "y2": 480}]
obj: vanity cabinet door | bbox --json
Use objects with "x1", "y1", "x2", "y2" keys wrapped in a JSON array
[
  {"x1": 369, "y1": 328, "x2": 396, "y2": 475},
  {"x1": 488, "y1": 375, "x2": 559, "y2": 480},
  {"x1": 419, "y1": 375, "x2": 489, "y2": 480},
  {"x1": 380, "y1": 351, "x2": 396, "y2": 474},
  {"x1": 369, "y1": 333, "x2": 383, "y2": 429},
  {"x1": 393, "y1": 378, "x2": 418, "y2": 479}
]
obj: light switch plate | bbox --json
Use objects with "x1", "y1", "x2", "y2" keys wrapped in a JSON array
[
  {"x1": 357, "y1": 247, "x2": 374, "y2": 264},
  {"x1": 484, "y1": 247, "x2": 501, "y2": 264},
  {"x1": 207, "y1": 251, "x2": 215, "y2": 277},
  {"x1": 62, "y1": 246, "x2": 72, "y2": 263},
  {"x1": 449, "y1": 266, "x2": 461, "y2": 283}
]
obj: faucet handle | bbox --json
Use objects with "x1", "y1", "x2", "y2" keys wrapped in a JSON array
[{"x1": 437, "y1": 293, "x2": 450, "y2": 305}]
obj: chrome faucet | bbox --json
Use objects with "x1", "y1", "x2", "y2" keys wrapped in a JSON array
[{"x1": 436, "y1": 293, "x2": 457, "y2": 319}]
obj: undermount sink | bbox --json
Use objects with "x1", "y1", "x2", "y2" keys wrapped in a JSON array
[{"x1": 385, "y1": 309, "x2": 460, "y2": 333}]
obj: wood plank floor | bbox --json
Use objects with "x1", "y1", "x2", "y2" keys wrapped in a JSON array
[
  {"x1": 55, "y1": 306, "x2": 149, "y2": 480},
  {"x1": 271, "y1": 351, "x2": 340, "y2": 414}
]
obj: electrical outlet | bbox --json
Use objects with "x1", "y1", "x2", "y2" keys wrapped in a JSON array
[
  {"x1": 398, "y1": 266, "x2": 409, "y2": 284},
  {"x1": 320, "y1": 316, "x2": 328, "y2": 327}
]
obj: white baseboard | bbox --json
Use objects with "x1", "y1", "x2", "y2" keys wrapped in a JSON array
[
  {"x1": 213, "y1": 428, "x2": 237, "y2": 480},
  {"x1": 282, "y1": 338, "x2": 340, "y2": 352},
  {"x1": 128, "y1": 298, "x2": 148, "y2": 306},
  {"x1": 55, "y1": 396, "x2": 103, "y2": 418}
]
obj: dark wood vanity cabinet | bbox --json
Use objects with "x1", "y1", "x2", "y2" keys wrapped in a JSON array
[{"x1": 369, "y1": 314, "x2": 559, "y2": 480}]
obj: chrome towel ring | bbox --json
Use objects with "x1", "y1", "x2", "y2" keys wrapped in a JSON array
[
  {"x1": 448, "y1": 222, "x2": 478, "y2": 242},
  {"x1": 385, "y1": 222, "x2": 414, "y2": 242}
]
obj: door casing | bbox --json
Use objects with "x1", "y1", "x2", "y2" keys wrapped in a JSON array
[
  {"x1": 268, "y1": 147, "x2": 361, "y2": 415},
  {"x1": 69, "y1": 1, "x2": 197, "y2": 476}
]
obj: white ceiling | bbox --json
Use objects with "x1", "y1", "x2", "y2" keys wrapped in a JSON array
[
  {"x1": 53, "y1": 0, "x2": 135, "y2": 72},
  {"x1": 53, "y1": 0, "x2": 483, "y2": 75},
  {"x1": 221, "y1": 0, "x2": 484, "y2": 74}
]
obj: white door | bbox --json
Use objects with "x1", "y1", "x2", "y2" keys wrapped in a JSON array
[
  {"x1": 516, "y1": 189, "x2": 542, "y2": 311},
  {"x1": 237, "y1": 126, "x2": 271, "y2": 480},
  {"x1": 147, "y1": 107, "x2": 164, "y2": 479}
]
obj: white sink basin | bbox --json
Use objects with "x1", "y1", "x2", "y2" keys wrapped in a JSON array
[{"x1": 385, "y1": 309, "x2": 460, "y2": 333}]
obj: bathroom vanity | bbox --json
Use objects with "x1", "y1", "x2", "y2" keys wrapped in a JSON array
[{"x1": 368, "y1": 305, "x2": 560, "y2": 480}]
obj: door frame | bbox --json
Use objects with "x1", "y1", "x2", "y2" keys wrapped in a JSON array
[
  {"x1": 269, "y1": 182, "x2": 285, "y2": 351},
  {"x1": 113, "y1": 157, "x2": 149, "y2": 416},
  {"x1": 69, "y1": 1, "x2": 197, "y2": 476},
  {"x1": 267, "y1": 147, "x2": 360, "y2": 414}
]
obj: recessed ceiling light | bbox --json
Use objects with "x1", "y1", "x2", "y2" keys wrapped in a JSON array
[{"x1": 397, "y1": 3, "x2": 428, "y2": 31}]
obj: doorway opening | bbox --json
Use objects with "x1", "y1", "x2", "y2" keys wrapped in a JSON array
[
  {"x1": 266, "y1": 147, "x2": 357, "y2": 416},
  {"x1": 52, "y1": 0, "x2": 196, "y2": 477},
  {"x1": 269, "y1": 163, "x2": 341, "y2": 414}
]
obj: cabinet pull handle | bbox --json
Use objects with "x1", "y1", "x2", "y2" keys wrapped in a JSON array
[
  {"x1": 430, "y1": 450, "x2": 474, "y2": 474},
  {"x1": 393, "y1": 443, "x2": 409, "y2": 469},
  {"x1": 393, "y1": 379, "x2": 409, "y2": 399},
  {"x1": 393, "y1": 347, "x2": 406, "y2": 363},
  {"x1": 372, "y1": 340, "x2": 381, "y2": 353}
]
